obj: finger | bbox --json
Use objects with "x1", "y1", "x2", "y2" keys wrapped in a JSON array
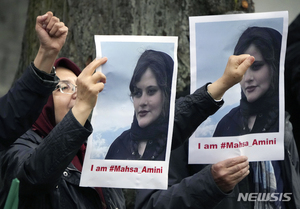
[
  {"x1": 227, "y1": 160, "x2": 249, "y2": 175},
  {"x1": 77, "y1": 82, "x2": 105, "y2": 95},
  {"x1": 43, "y1": 11, "x2": 54, "y2": 28},
  {"x1": 94, "y1": 82, "x2": 105, "y2": 93},
  {"x1": 36, "y1": 13, "x2": 48, "y2": 28},
  {"x1": 91, "y1": 71, "x2": 107, "y2": 84},
  {"x1": 230, "y1": 164, "x2": 250, "y2": 183},
  {"x1": 81, "y1": 57, "x2": 108, "y2": 76},
  {"x1": 223, "y1": 156, "x2": 248, "y2": 168},
  {"x1": 48, "y1": 22, "x2": 65, "y2": 36},
  {"x1": 45, "y1": 16, "x2": 60, "y2": 33},
  {"x1": 53, "y1": 25, "x2": 68, "y2": 37}
]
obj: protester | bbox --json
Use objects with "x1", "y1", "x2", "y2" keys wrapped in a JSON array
[
  {"x1": 135, "y1": 54, "x2": 257, "y2": 208},
  {"x1": 0, "y1": 57, "x2": 125, "y2": 209},
  {"x1": 0, "y1": 11, "x2": 67, "y2": 149}
]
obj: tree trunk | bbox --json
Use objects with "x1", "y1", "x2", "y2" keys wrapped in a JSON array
[{"x1": 16, "y1": 0, "x2": 254, "y2": 96}]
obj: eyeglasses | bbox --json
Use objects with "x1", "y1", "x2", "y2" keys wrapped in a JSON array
[{"x1": 55, "y1": 81, "x2": 77, "y2": 94}]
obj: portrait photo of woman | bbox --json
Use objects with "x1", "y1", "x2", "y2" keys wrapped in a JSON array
[
  {"x1": 105, "y1": 49, "x2": 173, "y2": 161},
  {"x1": 189, "y1": 13, "x2": 286, "y2": 139},
  {"x1": 213, "y1": 26, "x2": 281, "y2": 136}
]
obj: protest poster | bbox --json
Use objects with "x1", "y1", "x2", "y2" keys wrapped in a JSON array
[
  {"x1": 80, "y1": 36, "x2": 178, "y2": 189},
  {"x1": 189, "y1": 11, "x2": 288, "y2": 164}
]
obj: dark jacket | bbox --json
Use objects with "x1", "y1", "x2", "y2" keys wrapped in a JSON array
[
  {"x1": 135, "y1": 84, "x2": 231, "y2": 209},
  {"x1": 285, "y1": 13, "x2": 300, "y2": 154},
  {"x1": 0, "y1": 110, "x2": 125, "y2": 209},
  {"x1": 0, "y1": 63, "x2": 58, "y2": 149}
]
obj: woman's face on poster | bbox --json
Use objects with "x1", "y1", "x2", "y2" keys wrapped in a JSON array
[
  {"x1": 132, "y1": 68, "x2": 164, "y2": 128},
  {"x1": 240, "y1": 44, "x2": 272, "y2": 103}
]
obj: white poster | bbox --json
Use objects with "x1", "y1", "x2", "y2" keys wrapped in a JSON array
[
  {"x1": 80, "y1": 36, "x2": 178, "y2": 189},
  {"x1": 189, "y1": 11, "x2": 288, "y2": 164}
]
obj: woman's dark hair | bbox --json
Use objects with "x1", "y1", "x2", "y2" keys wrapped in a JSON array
[
  {"x1": 234, "y1": 26, "x2": 282, "y2": 93},
  {"x1": 129, "y1": 50, "x2": 174, "y2": 118}
]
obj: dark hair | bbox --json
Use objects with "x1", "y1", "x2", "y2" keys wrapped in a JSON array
[
  {"x1": 129, "y1": 50, "x2": 174, "y2": 118},
  {"x1": 234, "y1": 26, "x2": 282, "y2": 93}
]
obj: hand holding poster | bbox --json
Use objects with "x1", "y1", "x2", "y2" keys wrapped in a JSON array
[
  {"x1": 189, "y1": 11, "x2": 288, "y2": 164},
  {"x1": 80, "y1": 36, "x2": 178, "y2": 189}
]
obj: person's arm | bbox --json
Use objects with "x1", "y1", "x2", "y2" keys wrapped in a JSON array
[
  {"x1": 0, "y1": 111, "x2": 92, "y2": 205},
  {"x1": 0, "y1": 65, "x2": 57, "y2": 149},
  {"x1": 172, "y1": 84, "x2": 223, "y2": 149},
  {"x1": 0, "y1": 12, "x2": 68, "y2": 149},
  {"x1": 14, "y1": 111, "x2": 92, "y2": 193},
  {"x1": 172, "y1": 55, "x2": 255, "y2": 149}
]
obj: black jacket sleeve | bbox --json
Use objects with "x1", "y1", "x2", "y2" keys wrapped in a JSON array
[
  {"x1": 0, "y1": 63, "x2": 59, "y2": 149},
  {"x1": 172, "y1": 83, "x2": 223, "y2": 149}
]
